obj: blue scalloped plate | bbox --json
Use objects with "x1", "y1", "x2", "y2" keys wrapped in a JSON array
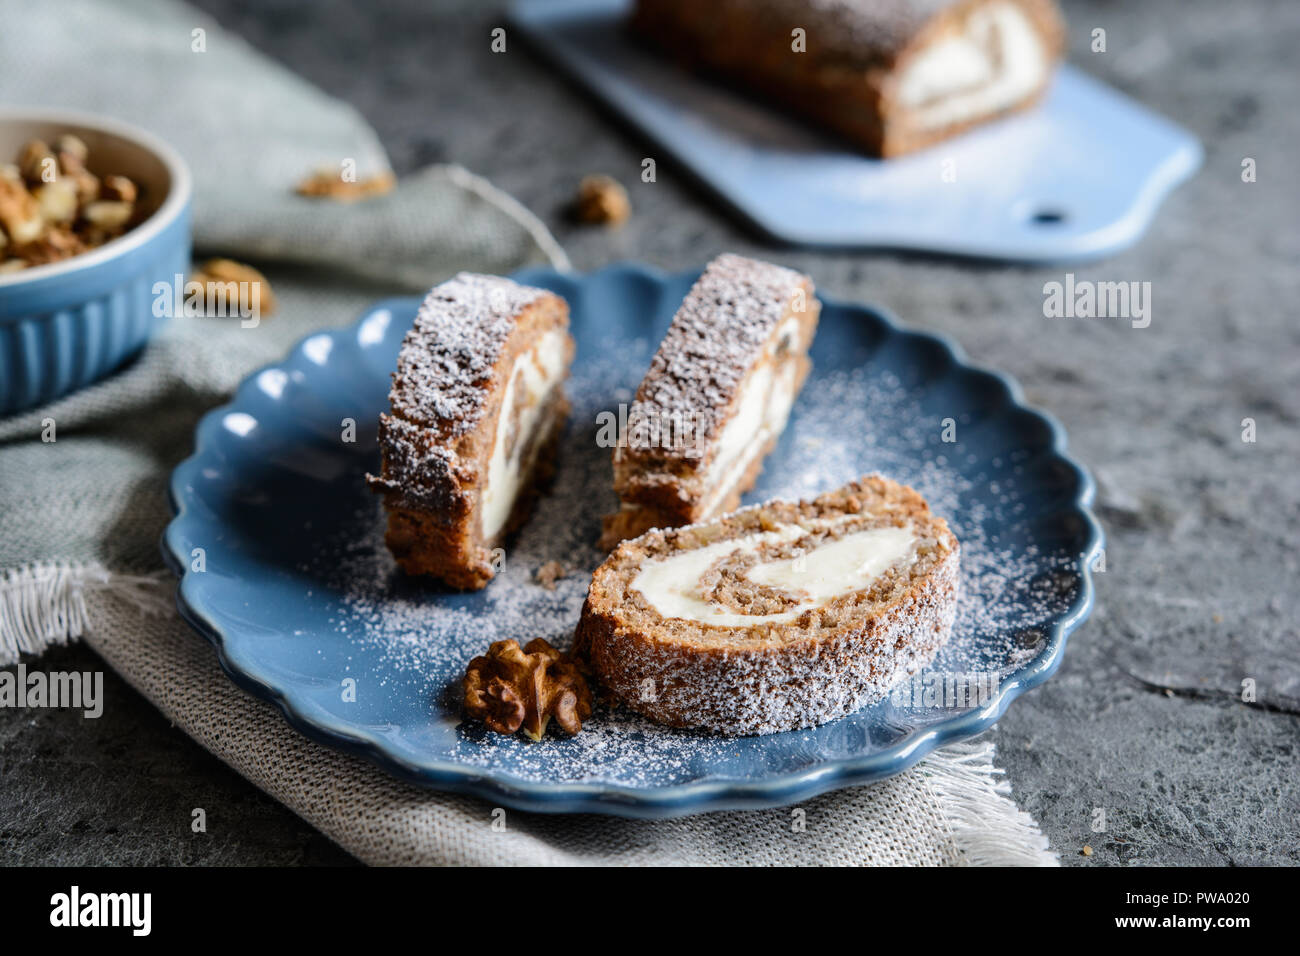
[{"x1": 163, "y1": 263, "x2": 1102, "y2": 818}]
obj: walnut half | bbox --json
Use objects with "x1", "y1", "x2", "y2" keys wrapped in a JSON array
[
  {"x1": 295, "y1": 168, "x2": 395, "y2": 202},
  {"x1": 463, "y1": 638, "x2": 593, "y2": 741}
]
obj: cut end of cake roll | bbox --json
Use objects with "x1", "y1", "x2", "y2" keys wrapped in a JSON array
[
  {"x1": 367, "y1": 273, "x2": 574, "y2": 590},
  {"x1": 598, "y1": 253, "x2": 819, "y2": 550},
  {"x1": 632, "y1": 0, "x2": 1066, "y2": 158},
  {"x1": 884, "y1": 0, "x2": 1066, "y2": 155},
  {"x1": 577, "y1": 475, "x2": 960, "y2": 735}
]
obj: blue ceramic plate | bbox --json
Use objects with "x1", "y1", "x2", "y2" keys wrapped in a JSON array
[
  {"x1": 509, "y1": 0, "x2": 1202, "y2": 261},
  {"x1": 164, "y1": 264, "x2": 1102, "y2": 818}
]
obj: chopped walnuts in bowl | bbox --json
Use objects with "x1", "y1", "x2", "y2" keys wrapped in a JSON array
[
  {"x1": 0, "y1": 133, "x2": 143, "y2": 274},
  {"x1": 0, "y1": 109, "x2": 192, "y2": 413}
]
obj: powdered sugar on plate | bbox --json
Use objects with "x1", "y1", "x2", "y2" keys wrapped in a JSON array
[{"x1": 310, "y1": 347, "x2": 1080, "y2": 787}]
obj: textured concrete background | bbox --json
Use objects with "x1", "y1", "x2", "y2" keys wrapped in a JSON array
[{"x1": 2, "y1": 0, "x2": 1297, "y2": 866}]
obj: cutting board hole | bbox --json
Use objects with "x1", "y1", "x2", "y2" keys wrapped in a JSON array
[{"x1": 1029, "y1": 207, "x2": 1068, "y2": 226}]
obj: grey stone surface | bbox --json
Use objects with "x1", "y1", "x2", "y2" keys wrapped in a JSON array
[{"x1": 2, "y1": 0, "x2": 1297, "y2": 865}]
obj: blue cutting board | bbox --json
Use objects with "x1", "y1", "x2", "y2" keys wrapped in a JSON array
[{"x1": 509, "y1": 0, "x2": 1202, "y2": 261}]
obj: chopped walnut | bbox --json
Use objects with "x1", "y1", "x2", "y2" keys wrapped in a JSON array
[
  {"x1": 101, "y1": 174, "x2": 138, "y2": 203},
  {"x1": 16, "y1": 139, "x2": 55, "y2": 184},
  {"x1": 55, "y1": 146, "x2": 101, "y2": 204},
  {"x1": 0, "y1": 175, "x2": 43, "y2": 246},
  {"x1": 14, "y1": 226, "x2": 88, "y2": 266},
  {"x1": 295, "y1": 168, "x2": 395, "y2": 202},
  {"x1": 572, "y1": 174, "x2": 630, "y2": 226},
  {"x1": 55, "y1": 134, "x2": 89, "y2": 164},
  {"x1": 535, "y1": 560, "x2": 566, "y2": 590},
  {"x1": 0, "y1": 135, "x2": 140, "y2": 274},
  {"x1": 32, "y1": 180, "x2": 78, "y2": 223},
  {"x1": 188, "y1": 258, "x2": 277, "y2": 317},
  {"x1": 463, "y1": 638, "x2": 593, "y2": 740},
  {"x1": 81, "y1": 200, "x2": 133, "y2": 230}
]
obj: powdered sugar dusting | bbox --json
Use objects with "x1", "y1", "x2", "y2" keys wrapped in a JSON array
[
  {"x1": 310, "y1": 346, "x2": 1080, "y2": 786},
  {"x1": 629, "y1": 253, "x2": 810, "y2": 456},
  {"x1": 640, "y1": 0, "x2": 956, "y2": 71},
  {"x1": 779, "y1": 0, "x2": 951, "y2": 63},
  {"x1": 388, "y1": 272, "x2": 548, "y2": 434}
]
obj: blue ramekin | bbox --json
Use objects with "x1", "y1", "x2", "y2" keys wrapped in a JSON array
[{"x1": 0, "y1": 109, "x2": 193, "y2": 415}]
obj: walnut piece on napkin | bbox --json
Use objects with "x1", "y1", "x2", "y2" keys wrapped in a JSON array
[{"x1": 295, "y1": 167, "x2": 395, "y2": 202}]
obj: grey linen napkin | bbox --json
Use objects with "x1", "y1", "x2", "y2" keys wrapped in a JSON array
[{"x1": 0, "y1": 0, "x2": 1055, "y2": 865}]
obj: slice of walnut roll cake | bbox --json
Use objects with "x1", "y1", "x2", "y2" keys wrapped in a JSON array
[
  {"x1": 599, "y1": 253, "x2": 819, "y2": 549},
  {"x1": 577, "y1": 475, "x2": 960, "y2": 735},
  {"x1": 368, "y1": 274, "x2": 574, "y2": 590}
]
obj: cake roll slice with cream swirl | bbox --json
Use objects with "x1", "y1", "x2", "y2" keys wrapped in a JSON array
[
  {"x1": 577, "y1": 475, "x2": 959, "y2": 735},
  {"x1": 367, "y1": 273, "x2": 573, "y2": 590},
  {"x1": 599, "y1": 253, "x2": 819, "y2": 550}
]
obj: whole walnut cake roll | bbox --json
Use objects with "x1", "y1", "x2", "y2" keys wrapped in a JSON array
[{"x1": 632, "y1": 0, "x2": 1066, "y2": 157}]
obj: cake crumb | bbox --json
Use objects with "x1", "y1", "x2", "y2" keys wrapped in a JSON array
[{"x1": 535, "y1": 560, "x2": 566, "y2": 590}]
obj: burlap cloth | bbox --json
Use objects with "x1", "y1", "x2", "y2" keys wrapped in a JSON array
[{"x1": 0, "y1": 0, "x2": 1056, "y2": 865}]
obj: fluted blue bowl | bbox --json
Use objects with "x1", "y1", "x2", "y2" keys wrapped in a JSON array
[{"x1": 0, "y1": 110, "x2": 192, "y2": 415}]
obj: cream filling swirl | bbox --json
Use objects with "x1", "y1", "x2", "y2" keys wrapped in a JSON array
[
  {"x1": 897, "y1": 2, "x2": 1048, "y2": 131},
  {"x1": 481, "y1": 328, "x2": 567, "y2": 539},
  {"x1": 698, "y1": 317, "x2": 803, "y2": 517},
  {"x1": 631, "y1": 521, "x2": 915, "y2": 628}
]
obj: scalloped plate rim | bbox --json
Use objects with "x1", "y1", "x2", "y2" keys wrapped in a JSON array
[{"x1": 162, "y1": 261, "x2": 1104, "y2": 818}]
